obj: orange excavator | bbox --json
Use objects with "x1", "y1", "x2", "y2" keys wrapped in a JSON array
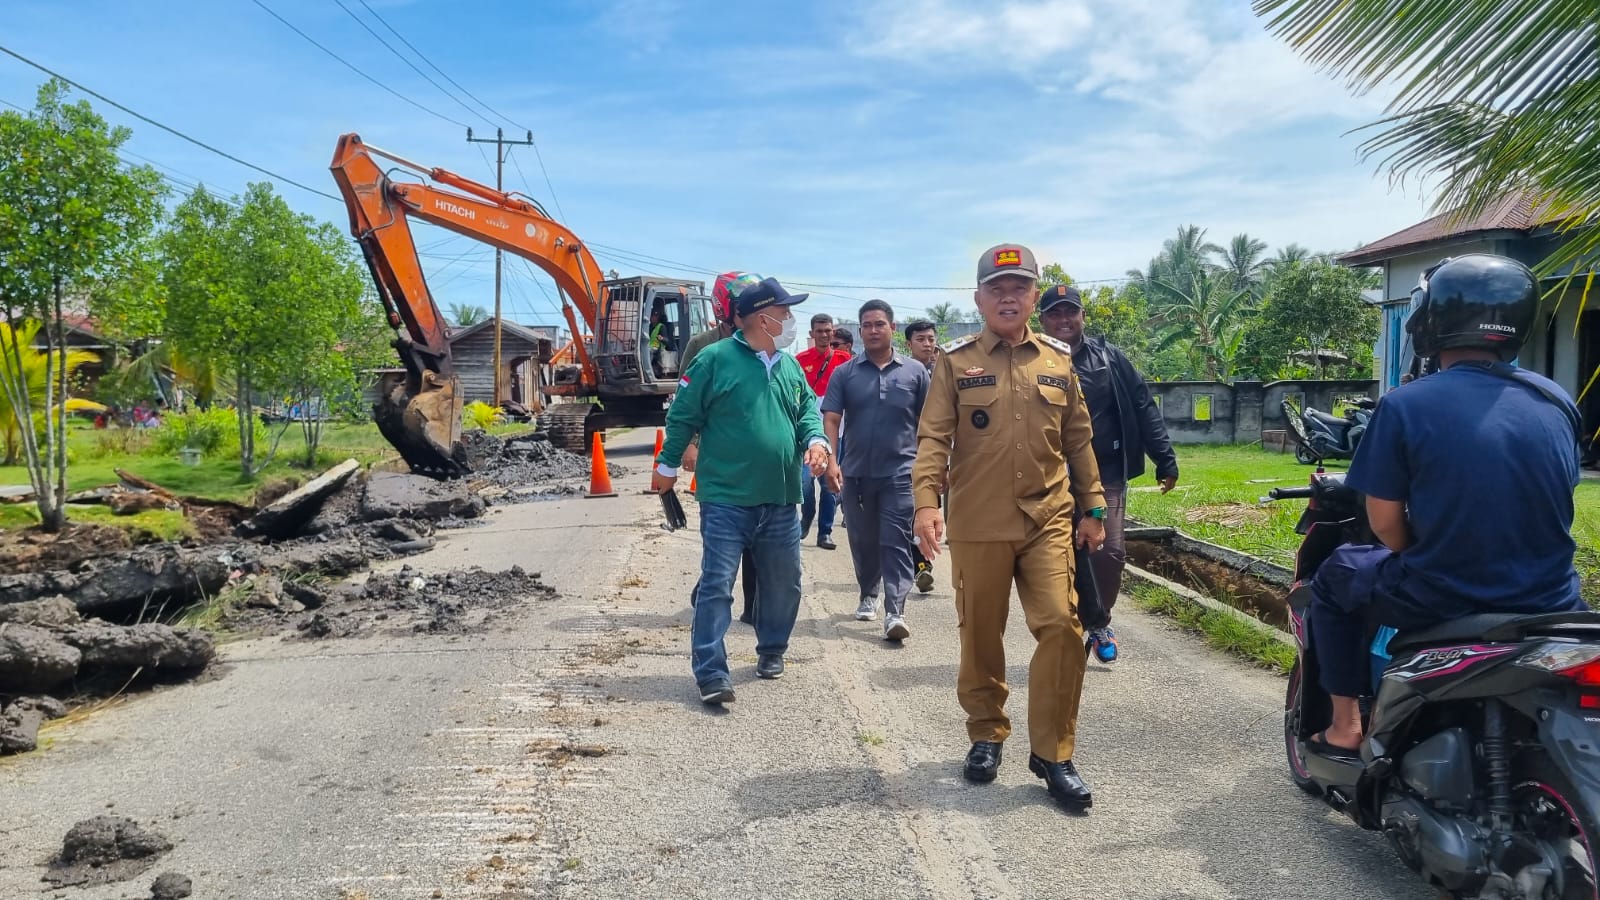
[{"x1": 329, "y1": 133, "x2": 711, "y2": 474}]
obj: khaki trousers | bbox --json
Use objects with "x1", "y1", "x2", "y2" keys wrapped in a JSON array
[{"x1": 951, "y1": 514, "x2": 1086, "y2": 762}]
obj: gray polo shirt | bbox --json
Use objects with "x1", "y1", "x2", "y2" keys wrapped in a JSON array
[{"x1": 821, "y1": 352, "x2": 929, "y2": 478}]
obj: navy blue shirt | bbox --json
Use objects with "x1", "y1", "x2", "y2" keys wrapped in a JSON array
[
  {"x1": 821, "y1": 353, "x2": 929, "y2": 478},
  {"x1": 1347, "y1": 364, "x2": 1582, "y2": 614}
]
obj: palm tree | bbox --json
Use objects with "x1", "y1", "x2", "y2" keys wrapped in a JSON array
[
  {"x1": 1255, "y1": 0, "x2": 1600, "y2": 335},
  {"x1": 450, "y1": 303, "x2": 489, "y2": 327},
  {"x1": 0, "y1": 320, "x2": 105, "y2": 465},
  {"x1": 1127, "y1": 225, "x2": 1223, "y2": 310},
  {"x1": 925, "y1": 302, "x2": 965, "y2": 329},
  {"x1": 1149, "y1": 270, "x2": 1251, "y2": 381},
  {"x1": 1218, "y1": 234, "x2": 1269, "y2": 297}
]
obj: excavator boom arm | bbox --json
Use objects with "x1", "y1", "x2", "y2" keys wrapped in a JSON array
[{"x1": 329, "y1": 133, "x2": 610, "y2": 474}]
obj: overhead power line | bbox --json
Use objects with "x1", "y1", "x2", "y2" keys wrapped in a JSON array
[
  {"x1": 354, "y1": 0, "x2": 531, "y2": 133},
  {"x1": 248, "y1": 0, "x2": 471, "y2": 130},
  {"x1": 331, "y1": 0, "x2": 493, "y2": 129},
  {"x1": 0, "y1": 45, "x2": 340, "y2": 201}
]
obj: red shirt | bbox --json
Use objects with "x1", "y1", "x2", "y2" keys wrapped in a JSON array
[{"x1": 796, "y1": 346, "x2": 853, "y2": 399}]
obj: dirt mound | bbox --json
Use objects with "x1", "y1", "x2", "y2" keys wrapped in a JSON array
[
  {"x1": 0, "y1": 524, "x2": 137, "y2": 575},
  {"x1": 224, "y1": 564, "x2": 558, "y2": 639},
  {"x1": 461, "y1": 430, "x2": 622, "y2": 500},
  {"x1": 45, "y1": 815, "x2": 173, "y2": 889}
]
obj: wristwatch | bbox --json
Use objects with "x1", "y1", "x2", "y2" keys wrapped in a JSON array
[{"x1": 1086, "y1": 506, "x2": 1106, "y2": 519}]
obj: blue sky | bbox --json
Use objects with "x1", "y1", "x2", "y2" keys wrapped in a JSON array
[{"x1": 1, "y1": 0, "x2": 1431, "y2": 329}]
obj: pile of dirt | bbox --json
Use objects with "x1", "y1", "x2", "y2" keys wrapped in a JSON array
[
  {"x1": 460, "y1": 430, "x2": 623, "y2": 501},
  {"x1": 44, "y1": 815, "x2": 173, "y2": 889},
  {"x1": 0, "y1": 596, "x2": 214, "y2": 753},
  {"x1": 223, "y1": 563, "x2": 557, "y2": 639},
  {"x1": 0, "y1": 524, "x2": 137, "y2": 575}
]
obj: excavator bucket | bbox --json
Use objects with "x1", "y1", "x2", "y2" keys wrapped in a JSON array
[{"x1": 373, "y1": 369, "x2": 467, "y2": 477}]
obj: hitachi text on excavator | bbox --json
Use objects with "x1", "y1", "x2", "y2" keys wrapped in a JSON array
[{"x1": 329, "y1": 133, "x2": 711, "y2": 476}]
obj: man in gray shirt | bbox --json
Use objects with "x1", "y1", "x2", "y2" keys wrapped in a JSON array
[{"x1": 822, "y1": 299, "x2": 930, "y2": 642}]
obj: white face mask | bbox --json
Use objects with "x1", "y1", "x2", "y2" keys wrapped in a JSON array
[{"x1": 763, "y1": 313, "x2": 797, "y2": 349}]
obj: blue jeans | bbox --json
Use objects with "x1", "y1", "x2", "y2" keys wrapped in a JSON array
[
  {"x1": 690, "y1": 502, "x2": 803, "y2": 687},
  {"x1": 800, "y1": 466, "x2": 838, "y2": 537}
]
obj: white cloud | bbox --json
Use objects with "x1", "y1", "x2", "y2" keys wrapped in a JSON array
[
  {"x1": 850, "y1": 0, "x2": 1390, "y2": 138},
  {"x1": 855, "y1": 0, "x2": 1093, "y2": 66}
]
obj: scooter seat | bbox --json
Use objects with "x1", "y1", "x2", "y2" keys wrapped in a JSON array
[
  {"x1": 1389, "y1": 611, "x2": 1600, "y2": 657},
  {"x1": 1306, "y1": 409, "x2": 1350, "y2": 429}
]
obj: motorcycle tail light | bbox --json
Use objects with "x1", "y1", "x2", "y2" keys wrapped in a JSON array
[{"x1": 1518, "y1": 644, "x2": 1600, "y2": 707}]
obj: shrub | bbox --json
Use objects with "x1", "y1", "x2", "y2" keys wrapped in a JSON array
[
  {"x1": 152, "y1": 407, "x2": 268, "y2": 458},
  {"x1": 87, "y1": 427, "x2": 154, "y2": 459},
  {"x1": 463, "y1": 400, "x2": 503, "y2": 431}
]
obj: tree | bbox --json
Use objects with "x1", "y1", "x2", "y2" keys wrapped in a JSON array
[
  {"x1": 450, "y1": 303, "x2": 488, "y2": 327},
  {"x1": 0, "y1": 80, "x2": 163, "y2": 531},
  {"x1": 1149, "y1": 269, "x2": 1251, "y2": 380},
  {"x1": 1242, "y1": 260, "x2": 1381, "y2": 380},
  {"x1": 0, "y1": 321, "x2": 106, "y2": 464},
  {"x1": 1082, "y1": 283, "x2": 1151, "y2": 361},
  {"x1": 924, "y1": 301, "x2": 967, "y2": 339},
  {"x1": 1127, "y1": 225, "x2": 1223, "y2": 310},
  {"x1": 162, "y1": 183, "x2": 368, "y2": 476},
  {"x1": 1256, "y1": 0, "x2": 1600, "y2": 347},
  {"x1": 1219, "y1": 233, "x2": 1270, "y2": 297}
]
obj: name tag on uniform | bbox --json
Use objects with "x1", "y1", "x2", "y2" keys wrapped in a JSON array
[
  {"x1": 957, "y1": 375, "x2": 997, "y2": 390},
  {"x1": 1037, "y1": 374, "x2": 1070, "y2": 391}
]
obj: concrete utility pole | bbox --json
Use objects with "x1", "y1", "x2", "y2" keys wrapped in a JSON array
[{"x1": 466, "y1": 127, "x2": 536, "y2": 408}]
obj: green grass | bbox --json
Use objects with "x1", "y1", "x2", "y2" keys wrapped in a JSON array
[
  {"x1": 1127, "y1": 443, "x2": 1600, "y2": 597},
  {"x1": 0, "y1": 503, "x2": 194, "y2": 540},
  {"x1": 0, "y1": 421, "x2": 400, "y2": 538},
  {"x1": 0, "y1": 422, "x2": 396, "y2": 505},
  {"x1": 1126, "y1": 578, "x2": 1298, "y2": 674}
]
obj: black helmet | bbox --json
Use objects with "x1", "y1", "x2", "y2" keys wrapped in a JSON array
[{"x1": 1405, "y1": 254, "x2": 1538, "y2": 362}]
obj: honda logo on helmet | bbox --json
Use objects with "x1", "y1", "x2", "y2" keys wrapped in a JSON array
[{"x1": 1478, "y1": 323, "x2": 1518, "y2": 333}]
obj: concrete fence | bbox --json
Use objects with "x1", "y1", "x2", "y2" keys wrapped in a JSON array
[{"x1": 1145, "y1": 379, "x2": 1378, "y2": 445}]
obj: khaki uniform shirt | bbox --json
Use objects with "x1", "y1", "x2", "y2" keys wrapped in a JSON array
[{"x1": 912, "y1": 325, "x2": 1105, "y2": 542}]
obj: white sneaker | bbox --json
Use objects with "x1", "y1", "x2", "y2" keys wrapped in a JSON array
[
  {"x1": 855, "y1": 598, "x2": 877, "y2": 621},
  {"x1": 884, "y1": 615, "x2": 910, "y2": 641}
]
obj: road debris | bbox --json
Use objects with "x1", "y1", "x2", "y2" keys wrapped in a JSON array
[
  {"x1": 150, "y1": 871, "x2": 194, "y2": 899},
  {"x1": 246, "y1": 564, "x2": 559, "y2": 639},
  {"x1": 45, "y1": 816, "x2": 173, "y2": 889},
  {"x1": 462, "y1": 430, "x2": 621, "y2": 503}
]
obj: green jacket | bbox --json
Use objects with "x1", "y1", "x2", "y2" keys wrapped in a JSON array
[
  {"x1": 680, "y1": 327, "x2": 721, "y2": 373},
  {"x1": 659, "y1": 332, "x2": 824, "y2": 507}
]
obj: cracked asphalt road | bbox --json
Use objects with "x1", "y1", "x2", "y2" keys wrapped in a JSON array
[{"x1": 0, "y1": 429, "x2": 1434, "y2": 899}]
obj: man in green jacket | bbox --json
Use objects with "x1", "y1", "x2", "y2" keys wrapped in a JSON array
[
  {"x1": 680, "y1": 271, "x2": 760, "y2": 624},
  {"x1": 653, "y1": 276, "x2": 832, "y2": 705}
]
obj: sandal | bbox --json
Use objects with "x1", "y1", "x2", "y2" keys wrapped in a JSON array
[{"x1": 1306, "y1": 729, "x2": 1362, "y2": 758}]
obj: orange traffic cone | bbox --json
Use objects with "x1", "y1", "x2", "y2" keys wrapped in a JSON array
[
  {"x1": 652, "y1": 428, "x2": 664, "y2": 460},
  {"x1": 585, "y1": 431, "x2": 617, "y2": 499},
  {"x1": 689, "y1": 473, "x2": 697, "y2": 493}
]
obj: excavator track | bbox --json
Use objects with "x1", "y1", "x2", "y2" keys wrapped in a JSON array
[{"x1": 544, "y1": 403, "x2": 596, "y2": 455}]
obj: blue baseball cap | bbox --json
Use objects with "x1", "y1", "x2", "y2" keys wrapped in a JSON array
[{"x1": 734, "y1": 277, "x2": 809, "y2": 317}]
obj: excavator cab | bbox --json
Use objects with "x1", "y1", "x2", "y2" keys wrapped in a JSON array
[{"x1": 595, "y1": 277, "x2": 709, "y2": 391}]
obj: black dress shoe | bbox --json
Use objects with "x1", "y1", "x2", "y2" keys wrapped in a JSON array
[
  {"x1": 817, "y1": 535, "x2": 837, "y2": 550},
  {"x1": 756, "y1": 654, "x2": 785, "y2": 679},
  {"x1": 963, "y1": 741, "x2": 1003, "y2": 783},
  {"x1": 1028, "y1": 754, "x2": 1092, "y2": 810},
  {"x1": 800, "y1": 515, "x2": 813, "y2": 540}
]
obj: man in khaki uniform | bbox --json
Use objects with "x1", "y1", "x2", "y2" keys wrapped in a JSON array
[{"x1": 912, "y1": 243, "x2": 1106, "y2": 812}]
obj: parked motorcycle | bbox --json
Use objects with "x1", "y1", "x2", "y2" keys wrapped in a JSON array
[
  {"x1": 1269, "y1": 471, "x2": 1600, "y2": 899},
  {"x1": 1283, "y1": 396, "x2": 1374, "y2": 465}
]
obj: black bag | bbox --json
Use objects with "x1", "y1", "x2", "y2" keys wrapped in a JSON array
[
  {"x1": 659, "y1": 489, "x2": 688, "y2": 531},
  {"x1": 1074, "y1": 544, "x2": 1109, "y2": 631}
]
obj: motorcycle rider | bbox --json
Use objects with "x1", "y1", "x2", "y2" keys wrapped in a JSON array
[{"x1": 1308, "y1": 254, "x2": 1588, "y2": 753}]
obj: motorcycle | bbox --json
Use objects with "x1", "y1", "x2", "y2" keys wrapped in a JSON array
[
  {"x1": 1269, "y1": 470, "x2": 1600, "y2": 899},
  {"x1": 1284, "y1": 396, "x2": 1375, "y2": 465}
]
